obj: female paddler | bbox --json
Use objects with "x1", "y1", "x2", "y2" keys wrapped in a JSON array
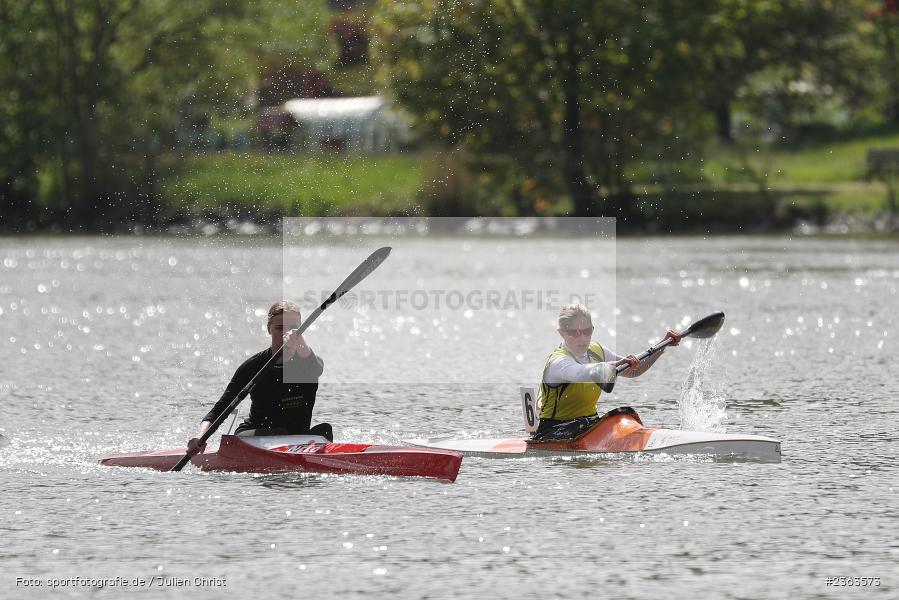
[
  {"x1": 536, "y1": 303, "x2": 681, "y2": 439},
  {"x1": 186, "y1": 301, "x2": 330, "y2": 455}
]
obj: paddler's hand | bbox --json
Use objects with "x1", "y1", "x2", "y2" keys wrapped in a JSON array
[
  {"x1": 186, "y1": 437, "x2": 206, "y2": 456},
  {"x1": 664, "y1": 329, "x2": 682, "y2": 346},
  {"x1": 613, "y1": 355, "x2": 640, "y2": 374},
  {"x1": 282, "y1": 329, "x2": 312, "y2": 360}
]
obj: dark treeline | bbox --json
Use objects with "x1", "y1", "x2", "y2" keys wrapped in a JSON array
[{"x1": 1, "y1": 0, "x2": 898, "y2": 231}]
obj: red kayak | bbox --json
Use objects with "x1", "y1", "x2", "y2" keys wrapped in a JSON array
[{"x1": 99, "y1": 434, "x2": 463, "y2": 481}]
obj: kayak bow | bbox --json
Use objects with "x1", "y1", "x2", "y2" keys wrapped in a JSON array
[
  {"x1": 411, "y1": 407, "x2": 781, "y2": 463},
  {"x1": 101, "y1": 434, "x2": 463, "y2": 481}
]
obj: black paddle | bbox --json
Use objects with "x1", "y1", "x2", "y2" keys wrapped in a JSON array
[
  {"x1": 170, "y1": 246, "x2": 393, "y2": 472},
  {"x1": 614, "y1": 311, "x2": 726, "y2": 375},
  {"x1": 597, "y1": 311, "x2": 725, "y2": 393}
]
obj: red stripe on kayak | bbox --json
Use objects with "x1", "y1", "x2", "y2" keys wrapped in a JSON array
[{"x1": 269, "y1": 443, "x2": 371, "y2": 454}]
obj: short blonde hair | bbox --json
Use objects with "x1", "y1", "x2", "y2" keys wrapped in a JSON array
[
  {"x1": 267, "y1": 301, "x2": 301, "y2": 325},
  {"x1": 558, "y1": 303, "x2": 592, "y2": 329}
]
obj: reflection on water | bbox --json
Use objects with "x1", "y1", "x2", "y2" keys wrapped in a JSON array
[{"x1": 251, "y1": 472, "x2": 360, "y2": 490}]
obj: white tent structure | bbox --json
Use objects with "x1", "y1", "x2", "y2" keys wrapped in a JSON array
[{"x1": 282, "y1": 96, "x2": 410, "y2": 153}]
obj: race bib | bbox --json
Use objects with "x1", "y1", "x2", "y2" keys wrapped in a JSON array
[{"x1": 520, "y1": 386, "x2": 540, "y2": 433}]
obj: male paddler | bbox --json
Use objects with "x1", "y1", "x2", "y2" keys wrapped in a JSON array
[
  {"x1": 186, "y1": 301, "x2": 330, "y2": 456},
  {"x1": 536, "y1": 303, "x2": 681, "y2": 439}
]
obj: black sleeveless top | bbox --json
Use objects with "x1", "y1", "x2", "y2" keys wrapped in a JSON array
[{"x1": 203, "y1": 348, "x2": 324, "y2": 434}]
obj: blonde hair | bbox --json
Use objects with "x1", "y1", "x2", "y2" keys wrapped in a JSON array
[
  {"x1": 558, "y1": 303, "x2": 592, "y2": 329},
  {"x1": 267, "y1": 301, "x2": 301, "y2": 325}
]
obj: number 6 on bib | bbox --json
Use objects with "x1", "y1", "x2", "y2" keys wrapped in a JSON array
[{"x1": 520, "y1": 387, "x2": 540, "y2": 433}]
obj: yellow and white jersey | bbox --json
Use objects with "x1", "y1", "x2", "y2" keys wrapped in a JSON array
[{"x1": 538, "y1": 342, "x2": 620, "y2": 421}]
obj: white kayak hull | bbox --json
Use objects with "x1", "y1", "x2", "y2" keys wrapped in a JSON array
[{"x1": 411, "y1": 408, "x2": 781, "y2": 463}]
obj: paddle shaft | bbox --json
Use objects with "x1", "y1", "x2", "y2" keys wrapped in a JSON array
[
  {"x1": 615, "y1": 336, "x2": 676, "y2": 375},
  {"x1": 169, "y1": 247, "x2": 392, "y2": 472},
  {"x1": 615, "y1": 311, "x2": 726, "y2": 374}
]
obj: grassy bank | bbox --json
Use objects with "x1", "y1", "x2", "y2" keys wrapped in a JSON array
[
  {"x1": 158, "y1": 152, "x2": 430, "y2": 218},
  {"x1": 696, "y1": 128, "x2": 899, "y2": 215},
  {"x1": 157, "y1": 129, "x2": 899, "y2": 226}
]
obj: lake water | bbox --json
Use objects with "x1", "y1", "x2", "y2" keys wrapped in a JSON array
[{"x1": 1, "y1": 232, "x2": 896, "y2": 599}]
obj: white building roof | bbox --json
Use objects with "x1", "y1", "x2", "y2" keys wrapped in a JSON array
[{"x1": 283, "y1": 96, "x2": 386, "y2": 122}]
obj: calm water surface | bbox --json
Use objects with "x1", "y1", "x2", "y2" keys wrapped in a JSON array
[{"x1": 1, "y1": 234, "x2": 896, "y2": 599}]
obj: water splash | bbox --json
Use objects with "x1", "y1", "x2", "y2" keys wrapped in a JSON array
[{"x1": 678, "y1": 337, "x2": 728, "y2": 432}]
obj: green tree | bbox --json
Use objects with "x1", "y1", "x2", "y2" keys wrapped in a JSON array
[
  {"x1": 375, "y1": 0, "x2": 712, "y2": 216},
  {"x1": 692, "y1": 0, "x2": 876, "y2": 139},
  {"x1": 0, "y1": 1, "x2": 57, "y2": 229},
  {"x1": 0, "y1": 0, "x2": 334, "y2": 231},
  {"x1": 867, "y1": 0, "x2": 899, "y2": 125}
]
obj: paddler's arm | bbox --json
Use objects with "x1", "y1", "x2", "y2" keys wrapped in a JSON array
[
  {"x1": 283, "y1": 329, "x2": 324, "y2": 378},
  {"x1": 545, "y1": 355, "x2": 618, "y2": 386},
  {"x1": 283, "y1": 329, "x2": 314, "y2": 361},
  {"x1": 607, "y1": 329, "x2": 682, "y2": 378},
  {"x1": 612, "y1": 353, "x2": 659, "y2": 377},
  {"x1": 186, "y1": 358, "x2": 256, "y2": 455}
]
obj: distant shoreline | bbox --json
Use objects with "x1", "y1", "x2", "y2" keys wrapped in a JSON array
[
  {"x1": 6, "y1": 132, "x2": 897, "y2": 235},
  {"x1": 2, "y1": 207, "x2": 896, "y2": 238}
]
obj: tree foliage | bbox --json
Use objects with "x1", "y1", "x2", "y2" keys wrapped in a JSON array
[
  {"x1": 374, "y1": 0, "x2": 888, "y2": 215},
  {"x1": 375, "y1": 1, "x2": 732, "y2": 214},
  {"x1": 0, "y1": 0, "x2": 333, "y2": 230},
  {"x1": 1, "y1": 1, "x2": 896, "y2": 225}
]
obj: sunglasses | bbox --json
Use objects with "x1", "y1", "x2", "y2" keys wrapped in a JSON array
[{"x1": 561, "y1": 326, "x2": 594, "y2": 338}]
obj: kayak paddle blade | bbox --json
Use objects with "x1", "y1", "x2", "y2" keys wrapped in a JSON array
[
  {"x1": 683, "y1": 311, "x2": 725, "y2": 339},
  {"x1": 335, "y1": 246, "x2": 392, "y2": 299}
]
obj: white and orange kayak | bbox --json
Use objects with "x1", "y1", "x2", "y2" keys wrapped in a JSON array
[{"x1": 411, "y1": 407, "x2": 781, "y2": 463}]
